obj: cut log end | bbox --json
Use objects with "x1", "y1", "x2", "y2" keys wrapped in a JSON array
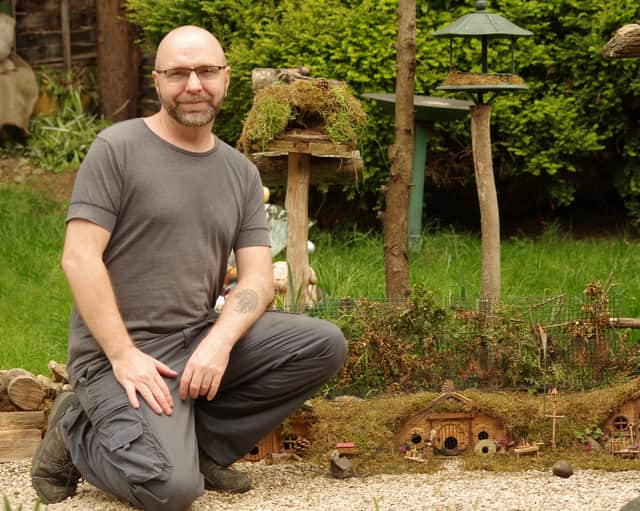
[{"x1": 8, "y1": 375, "x2": 45, "y2": 411}]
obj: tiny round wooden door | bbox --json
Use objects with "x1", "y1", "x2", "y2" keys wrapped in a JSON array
[{"x1": 434, "y1": 422, "x2": 469, "y2": 455}]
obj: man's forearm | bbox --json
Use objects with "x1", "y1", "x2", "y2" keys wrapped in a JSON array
[
  {"x1": 204, "y1": 276, "x2": 273, "y2": 350},
  {"x1": 63, "y1": 256, "x2": 135, "y2": 362}
]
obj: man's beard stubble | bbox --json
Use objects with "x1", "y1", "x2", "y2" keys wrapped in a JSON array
[{"x1": 161, "y1": 94, "x2": 222, "y2": 127}]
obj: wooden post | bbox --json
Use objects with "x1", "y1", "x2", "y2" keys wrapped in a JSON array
[
  {"x1": 285, "y1": 152, "x2": 311, "y2": 311},
  {"x1": 470, "y1": 104, "x2": 500, "y2": 307},
  {"x1": 60, "y1": 0, "x2": 71, "y2": 71},
  {"x1": 96, "y1": 0, "x2": 141, "y2": 121}
]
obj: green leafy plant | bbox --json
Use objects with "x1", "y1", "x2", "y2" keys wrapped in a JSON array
[
  {"x1": 574, "y1": 424, "x2": 604, "y2": 444},
  {"x1": 2, "y1": 496, "x2": 41, "y2": 511},
  {"x1": 6, "y1": 68, "x2": 109, "y2": 173}
]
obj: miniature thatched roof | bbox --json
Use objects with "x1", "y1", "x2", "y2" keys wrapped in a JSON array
[{"x1": 238, "y1": 79, "x2": 366, "y2": 154}]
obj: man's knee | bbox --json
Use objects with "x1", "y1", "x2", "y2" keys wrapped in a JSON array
[
  {"x1": 133, "y1": 469, "x2": 203, "y2": 511},
  {"x1": 320, "y1": 320, "x2": 348, "y2": 372}
]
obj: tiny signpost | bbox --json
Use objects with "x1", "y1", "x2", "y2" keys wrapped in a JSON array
[{"x1": 545, "y1": 388, "x2": 565, "y2": 450}]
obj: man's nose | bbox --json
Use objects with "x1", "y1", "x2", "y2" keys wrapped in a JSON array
[{"x1": 184, "y1": 70, "x2": 203, "y2": 91}]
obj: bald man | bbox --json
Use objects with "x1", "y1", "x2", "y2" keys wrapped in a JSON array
[{"x1": 30, "y1": 26, "x2": 347, "y2": 511}]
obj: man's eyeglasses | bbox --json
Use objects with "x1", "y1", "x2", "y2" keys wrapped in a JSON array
[{"x1": 155, "y1": 65, "x2": 227, "y2": 83}]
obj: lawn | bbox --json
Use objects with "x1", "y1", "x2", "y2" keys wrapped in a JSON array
[{"x1": 2, "y1": 181, "x2": 639, "y2": 376}]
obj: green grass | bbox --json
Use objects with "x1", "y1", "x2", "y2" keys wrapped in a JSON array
[
  {"x1": 2, "y1": 183, "x2": 640, "y2": 375},
  {"x1": 0, "y1": 185, "x2": 71, "y2": 375},
  {"x1": 309, "y1": 225, "x2": 640, "y2": 318}
]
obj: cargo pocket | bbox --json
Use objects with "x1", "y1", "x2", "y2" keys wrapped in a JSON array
[{"x1": 94, "y1": 403, "x2": 171, "y2": 484}]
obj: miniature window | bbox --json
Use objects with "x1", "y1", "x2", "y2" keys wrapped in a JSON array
[
  {"x1": 613, "y1": 416, "x2": 629, "y2": 431},
  {"x1": 478, "y1": 431, "x2": 489, "y2": 440},
  {"x1": 282, "y1": 434, "x2": 297, "y2": 450}
]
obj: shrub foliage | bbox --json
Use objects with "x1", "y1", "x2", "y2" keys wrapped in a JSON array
[
  {"x1": 125, "y1": 0, "x2": 640, "y2": 225},
  {"x1": 331, "y1": 284, "x2": 639, "y2": 396}
]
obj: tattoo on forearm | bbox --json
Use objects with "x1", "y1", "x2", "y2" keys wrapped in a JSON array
[{"x1": 234, "y1": 289, "x2": 258, "y2": 313}]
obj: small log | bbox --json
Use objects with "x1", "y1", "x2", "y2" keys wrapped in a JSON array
[
  {"x1": 1, "y1": 369, "x2": 31, "y2": 411},
  {"x1": 36, "y1": 374, "x2": 63, "y2": 399},
  {"x1": 0, "y1": 410, "x2": 45, "y2": 431},
  {"x1": 609, "y1": 317, "x2": 640, "y2": 329},
  {"x1": 602, "y1": 23, "x2": 640, "y2": 60},
  {"x1": 251, "y1": 67, "x2": 310, "y2": 90},
  {"x1": 8, "y1": 374, "x2": 45, "y2": 411},
  {"x1": 48, "y1": 360, "x2": 69, "y2": 383},
  {"x1": 0, "y1": 429, "x2": 42, "y2": 461}
]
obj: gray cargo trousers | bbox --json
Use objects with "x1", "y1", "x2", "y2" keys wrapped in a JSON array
[{"x1": 61, "y1": 310, "x2": 347, "y2": 511}]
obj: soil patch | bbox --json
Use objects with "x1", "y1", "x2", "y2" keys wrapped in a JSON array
[{"x1": 0, "y1": 157, "x2": 76, "y2": 203}]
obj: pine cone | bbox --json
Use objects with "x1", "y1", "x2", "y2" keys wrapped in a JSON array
[
  {"x1": 441, "y1": 379, "x2": 455, "y2": 393},
  {"x1": 314, "y1": 78, "x2": 330, "y2": 89},
  {"x1": 293, "y1": 437, "x2": 310, "y2": 457}
]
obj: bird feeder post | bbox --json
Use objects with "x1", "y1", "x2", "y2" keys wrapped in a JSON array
[
  {"x1": 252, "y1": 130, "x2": 362, "y2": 312},
  {"x1": 470, "y1": 103, "x2": 500, "y2": 305},
  {"x1": 284, "y1": 151, "x2": 312, "y2": 311},
  {"x1": 433, "y1": 0, "x2": 532, "y2": 309}
]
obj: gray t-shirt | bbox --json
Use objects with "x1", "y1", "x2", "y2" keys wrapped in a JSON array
[{"x1": 65, "y1": 118, "x2": 269, "y2": 383}]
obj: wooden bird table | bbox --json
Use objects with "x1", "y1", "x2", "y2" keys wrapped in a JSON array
[{"x1": 250, "y1": 129, "x2": 361, "y2": 311}]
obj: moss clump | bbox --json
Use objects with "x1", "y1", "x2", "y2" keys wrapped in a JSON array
[
  {"x1": 442, "y1": 70, "x2": 526, "y2": 86},
  {"x1": 238, "y1": 79, "x2": 367, "y2": 153}
]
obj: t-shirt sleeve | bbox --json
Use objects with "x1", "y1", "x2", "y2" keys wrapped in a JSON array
[
  {"x1": 234, "y1": 162, "x2": 270, "y2": 250},
  {"x1": 66, "y1": 136, "x2": 123, "y2": 232}
]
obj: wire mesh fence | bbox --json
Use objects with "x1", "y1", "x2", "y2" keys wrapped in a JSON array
[{"x1": 291, "y1": 286, "x2": 639, "y2": 393}]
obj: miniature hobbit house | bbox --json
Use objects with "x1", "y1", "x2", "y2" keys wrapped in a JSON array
[
  {"x1": 242, "y1": 408, "x2": 314, "y2": 462},
  {"x1": 397, "y1": 385, "x2": 509, "y2": 459},
  {"x1": 603, "y1": 390, "x2": 640, "y2": 455}
]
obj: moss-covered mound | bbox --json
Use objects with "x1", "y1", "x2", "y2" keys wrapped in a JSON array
[
  {"x1": 305, "y1": 378, "x2": 640, "y2": 475},
  {"x1": 238, "y1": 79, "x2": 366, "y2": 153}
]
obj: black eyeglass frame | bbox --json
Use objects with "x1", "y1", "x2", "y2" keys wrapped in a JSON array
[{"x1": 155, "y1": 65, "x2": 228, "y2": 80}]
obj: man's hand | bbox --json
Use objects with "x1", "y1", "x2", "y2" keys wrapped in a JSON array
[
  {"x1": 111, "y1": 347, "x2": 178, "y2": 415},
  {"x1": 179, "y1": 339, "x2": 230, "y2": 401}
]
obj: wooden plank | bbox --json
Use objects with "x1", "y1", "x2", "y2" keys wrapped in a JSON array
[
  {"x1": 266, "y1": 139, "x2": 354, "y2": 157},
  {"x1": 0, "y1": 429, "x2": 41, "y2": 461},
  {"x1": 0, "y1": 411, "x2": 45, "y2": 431},
  {"x1": 425, "y1": 412, "x2": 474, "y2": 420},
  {"x1": 251, "y1": 152, "x2": 362, "y2": 186}
]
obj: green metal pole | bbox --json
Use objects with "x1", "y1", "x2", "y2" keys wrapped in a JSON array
[{"x1": 408, "y1": 122, "x2": 427, "y2": 250}]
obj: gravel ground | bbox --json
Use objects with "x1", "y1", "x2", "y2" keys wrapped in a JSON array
[{"x1": 3, "y1": 459, "x2": 640, "y2": 510}]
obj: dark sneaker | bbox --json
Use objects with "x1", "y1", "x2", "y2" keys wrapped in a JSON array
[
  {"x1": 31, "y1": 391, "x2": 81, "y2": 503},
  {"x1": 199, "y1": 452, "x2": 251, "y2": 493}
]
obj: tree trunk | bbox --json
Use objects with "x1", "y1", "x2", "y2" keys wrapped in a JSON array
[
  {"x1": 470, "y1": 104, "x2": 500, "y2": 307},
  {"x1": 96, "y1": 0, "x2": 141, "y2": 121},
  {"x1": 384, "y1": 0, "x2": 416, "y2": 300},
  {"x1": 602, "y1": 23, "x2": 640, "y2": 60}
]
